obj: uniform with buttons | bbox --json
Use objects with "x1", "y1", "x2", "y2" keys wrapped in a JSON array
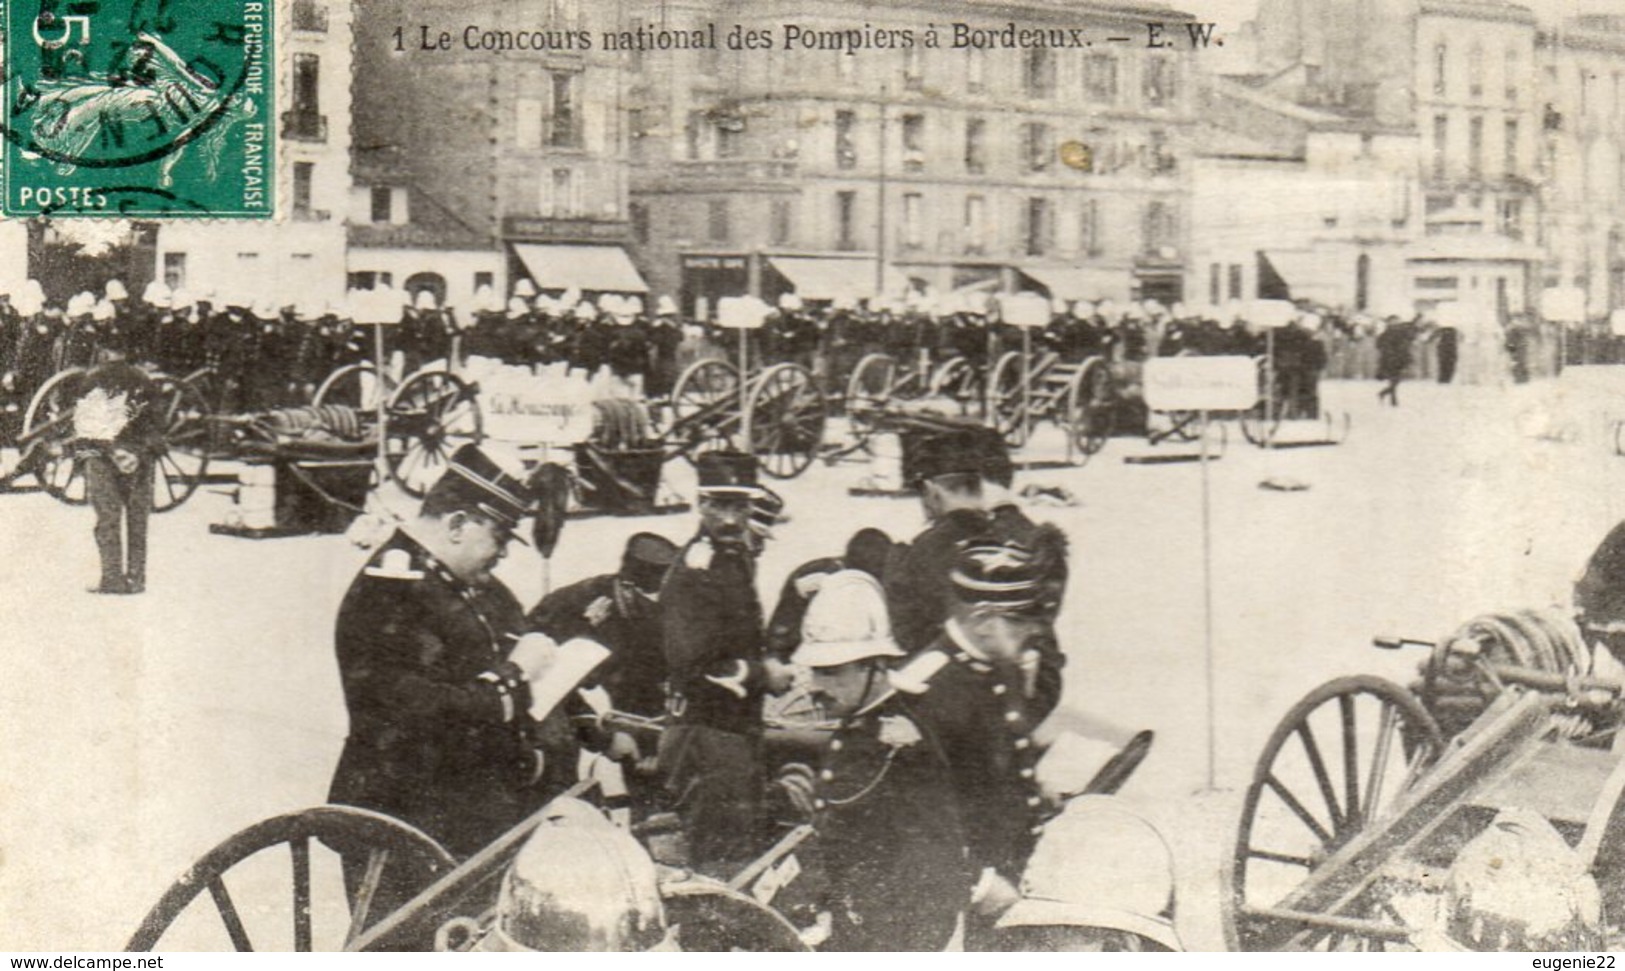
[
  {"x1": 328, "y1": 529, "x2": 555, "y2": 859},
  {"x1": 808, "y1": 695, "x2": 973, "y2": 950}
]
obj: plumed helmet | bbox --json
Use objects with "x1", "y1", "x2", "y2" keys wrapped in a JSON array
[
  {"x1": 792, "y1": 569, "x2": 902, "y2": 668},
  {"x1": 997, "y1": 795, "x2": 1183, "y2": 951},
  {"x1": 492, "y1": 798, "x2": 667, "y2": 951}
]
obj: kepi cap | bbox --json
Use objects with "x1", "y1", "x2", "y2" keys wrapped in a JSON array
[
  {"x1": 434, "y1": 443, "x2": 536, "y2": 532},
  {"x1": 695, "y1": 450, "x2": 762, "y2": 496}
]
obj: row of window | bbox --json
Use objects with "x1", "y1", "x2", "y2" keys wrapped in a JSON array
[
  {"x1": 1431, "y1": 40, "x2": 1523, "y2": 105},
  {"x1": 1429, "y1": 113, "x2": 1521, "y2": 181},
  {"x1": 629, "y1": 193, "x2": 1178, "y2": 258},
  {"x1": 620, "y1": 29, "x2": 1177, "y2": 109}
]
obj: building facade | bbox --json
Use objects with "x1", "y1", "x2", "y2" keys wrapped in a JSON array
[
  {"x1": 156, "y1": 0, "x2": 354, "y2": 308},
  {"x1": 627, "y1": 0, "x2": 1201, "y2": 316},
  {"x1": 1541, "y1": 15, "x2": 1625, "y2": 317}
]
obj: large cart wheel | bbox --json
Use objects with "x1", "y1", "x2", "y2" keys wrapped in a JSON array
[
  {"x1": 1064, "y1": 355, "x2": 1114, "y2": 460},
  {"x1": 988, "y1": 351, "x2": 1030, "y2": 447},
  {"x1": 1222, "y1": 675, "x2": 1445, "y2": 952},
  {"x1": 844, "y1": 352, "x2": 901, "y2": 415},
  {"x1": 21, "y1": 367, "x2": 90, "y2": 505},
  {"x1": 385, "y1": 370, "x2": 483, "y2": 499},
  {"x1": 671, "y1": 358, "x2": 740, "y2": 423},
  {"x1": 748, "y1": 363, "x2": 826, "y2": 479},
  {"x1": 1238, "y1": 357, "x2": 1282, "y2": 447},
  {"x1": 128, "y1": 806, "x2": 457, "y2": 952},
  {"x1": 149, "y1": 374, "x2": 213, "y2": 513},
  {"x1": 931, "y1": 356, "x2": 984, "y2": 415},
  {"x1": 313, "y1": 362, "x2": 393, "y2": 411}
]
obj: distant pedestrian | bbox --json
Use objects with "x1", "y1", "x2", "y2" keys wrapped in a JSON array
[
  {"x1": 1436, "y1": 326, "x2": 1459, "y2": 384},
  {"x1": 1375, "y1": 316, "x2": 1413, "y2": 406},
  {"x1": 70, "y1": 333, "x2": 161, "y2": 594}
]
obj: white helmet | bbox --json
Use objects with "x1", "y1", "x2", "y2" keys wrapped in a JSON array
[
  {"x1": 656, "y1": 294, "x2": 679, "y2": 317},
  {"x1": 997, "y1": 795, "x2": 1183, "y2": 951},
  {"x1": 791, "y1": 569, "x2": 902, "y2": 668},
  {"x1": 104, "y1": 279, "x2": 128, "y2": 301},
  {"x1": 489, "y1": 798, "x2": 667, "y2": 951},
  {"x1": 512, "y1": 278, "x2": 537, "y2": 299}
]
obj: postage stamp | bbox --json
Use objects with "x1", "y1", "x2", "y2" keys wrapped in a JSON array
[{"x1": 0, "y1": 0, "x2": 273, "y2": 217}]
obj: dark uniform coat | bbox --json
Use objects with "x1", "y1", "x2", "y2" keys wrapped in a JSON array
[
  {"x1": 328, "y1": 530, "x2": 554, "y2": 858},
  {"x1": 886, "y1": 508, "x2": 991, "y2": 656},
  {"x1": 810, "y1": 693, "x2": 974, "y2": 951},
  {"x1": 907, "y1": 627, "x2": 1063, "y2": 882},
  {"x1": 526, "y1": 573, "x2": 666, "y2": 719},
  {"x1": 661, "y1": 534, "x2": 768, "y2": 733},
  {"x1": 658, "y1": 532, "x2": 769, "y2": 871}
]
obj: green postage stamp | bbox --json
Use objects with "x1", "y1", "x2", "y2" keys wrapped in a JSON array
[{"x1": 0, "y1": 0, "x2": 273, "y2": 217}]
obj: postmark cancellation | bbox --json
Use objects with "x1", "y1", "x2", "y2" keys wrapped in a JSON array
[{"x1": 0, "y1": 0, "x2": 273, "y2": 217}]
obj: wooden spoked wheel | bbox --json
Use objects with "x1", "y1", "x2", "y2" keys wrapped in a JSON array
[
  {"x1": 149, "y1": 374, "x2": 213, "y2": 513},
  {"x1": 1222, "y1": 675, "x2": 1445, "y2": 952},
  {"x1": 127, "y1": 806, "x2": 457, "y2": 952},
  {"x1": 988, "y1": 351, "x2": 1029, "y2": 447},
  {"x1": 746, "y1": 363, "x2": 826, "y2": 479},
  {"x1": 1238, "y1": 357, "x2": 1283, "y2": 448},
  {"x1": 312, "y1": 362, "x2": 394, "y2": 411},
  {"x1": 21, "y1": 367, "x2": 89, "y2": 505},
  {"x1": 844, "y1": 353, "x2": 902, "y2": 416},
  {"x1": 384, "y1": 370, "x2": 483, "y2": 498},
  {"x1": 1064, "y1": 355, "x2": 1115, "y2": 460},
  {"x1": 671, "y1": 359, "x2": 740, "y2": 423}
]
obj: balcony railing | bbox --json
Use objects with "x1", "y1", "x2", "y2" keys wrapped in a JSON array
[{"x1": 282, "y1": 110, "x2": 327, "y2": 142}]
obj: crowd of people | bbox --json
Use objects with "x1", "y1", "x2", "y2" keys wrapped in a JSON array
[{"x1": 324, "y1": 424, "x2": 1178, "y2": 951}]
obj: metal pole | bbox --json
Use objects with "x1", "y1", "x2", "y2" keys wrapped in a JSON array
[
  {"x1": 1200, "y1": 408, "x2": 1216, "y2": 790},
  {"x1": 739, "y1": 326, "x2": 752, "y2": 451},
  {"x1": 875, "y1": 86, "x2": 888, "y2": 300},
  {"x1": 374, "y1": 322, "x2": 388, "y2": 475},
  {"x1": 1021, "y1": 326, "x2": 1033, "y2": 446}
]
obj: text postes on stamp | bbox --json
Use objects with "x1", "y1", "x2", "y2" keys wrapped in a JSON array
[{"x1": 1, "y1": 0, "x2": 273, "y2": 217}]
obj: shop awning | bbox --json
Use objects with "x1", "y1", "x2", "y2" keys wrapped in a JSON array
[
  {"x1": 511, "y1": 243, "x2": 648, "y2": 293},
  {"x1": 1257, "y1": 249, "x2": 1343, "y2": 305},
  {"x1": 770, "y1": 257, "x2": 909, "y2": 300},
  {"x1": 1018, "y1": 265, "x2": 1130, "y2": 304}
]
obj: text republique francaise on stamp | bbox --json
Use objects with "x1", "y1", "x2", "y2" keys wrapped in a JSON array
[{"x1": 0, "y1": 0, "x2": 273, "y2": 217}]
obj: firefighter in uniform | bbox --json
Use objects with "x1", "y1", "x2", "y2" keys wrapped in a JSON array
[
  {"x1": 658, "y1": 450, "x2": 796, "y2": 876},
  {"x1": 886, "y1": 425, "x2": 1026, "y2": 655},
  {"x1": 791, "y1": 569, "x2": 973, "y2": 951},
  {"x1": 895, "y1": 538, "x2": 1067, "y2": 949},
  {"x1": 526, "y1": 531, "x2": 679, "y2": 816},
  {"x1": 327, "y1": 445, "x2": 571, "y2": 865},
  {"x1": 69, "y1": 331, "x2": 162, "y2": 594}
]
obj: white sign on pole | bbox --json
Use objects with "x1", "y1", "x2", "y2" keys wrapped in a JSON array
[
  {"x1": 998, "y1": 292, "x2": 1051, "y2": 328},
  {"x1": 716, "y1": 295, "x2": 770, "y2": 329},
  {"x1": 348, "y1": 286, "x2": 405, "y2": 325},
  {"x1": 1143, "y1": 356, "x2": 1259, "y2": 412}
]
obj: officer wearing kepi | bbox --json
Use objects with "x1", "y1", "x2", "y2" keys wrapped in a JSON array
[
  {"x1": 892, "y1": 537, "x2": 1068, "y2": 949},
  {"x1": 327, "y1": 444, "x2": 567, "y2": 869},
  {"x1": 526, "y1": 531, "x2": 680, "y2": 816},
  {"x1": 658, "y1": 450, "x2": 796, "y2": 876}
]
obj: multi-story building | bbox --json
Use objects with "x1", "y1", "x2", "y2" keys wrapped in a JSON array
[
  {"x1": 1216, "y1": 0, "x2": 1542, "y2": 317},
  {"x1": 350, "y1": 0, "x2": 647, "y2": 307},
  {"x1": 1540, "y1": 15, "x2": 1625, "y2": 317},
  {"x1": 1189, "y1": 81, "x2": 1419, "y2": 313},
  {"x1": 629, "y1": 0, "x2": 1201, "y2": 316},
  {"x1": 156, "y1": 0, "x2": 354, "y2": 307}
]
